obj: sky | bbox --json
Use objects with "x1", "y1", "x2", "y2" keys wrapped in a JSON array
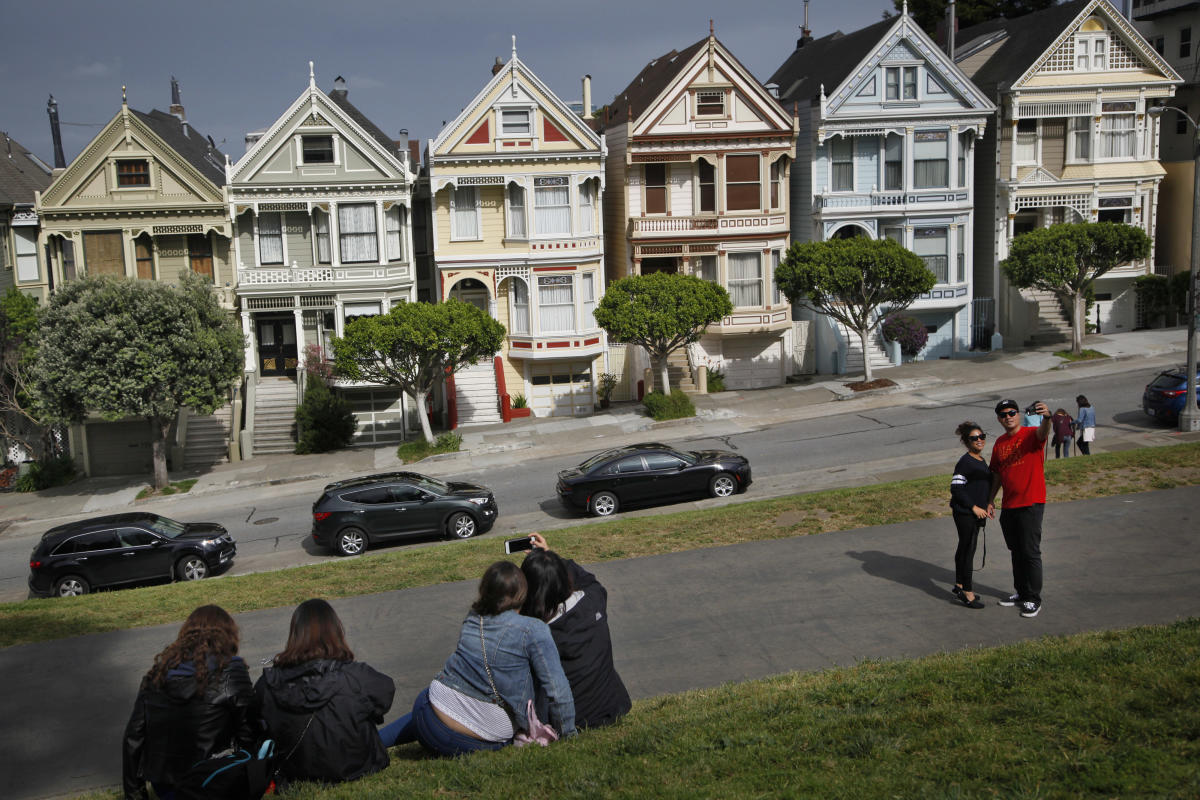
[{"x1": 0, "y1": 0, "x2": 894, "y2": 170}]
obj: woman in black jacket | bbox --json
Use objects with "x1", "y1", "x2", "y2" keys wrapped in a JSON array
[
  {"x1": 521, "y1": 534, "x2": 631, "y2": 728},
  {"x1": 256, "y1": 598, "x2": 394, "y2": 784},
  {"x1": 949, "y1": 421, "x2": 994, "y2": 609},
  {"x1": 122, "y1": 605, "x2": 257, "y2": 800}
]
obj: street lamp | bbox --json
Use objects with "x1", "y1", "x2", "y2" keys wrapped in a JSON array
[{"x1": 1148, "y1": 104, "x2": 1200, "y2": 432}]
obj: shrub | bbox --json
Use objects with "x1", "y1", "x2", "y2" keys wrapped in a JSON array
[
  {"x1": 643, "y1": 389, "x2": 695, "y2": 421},
  {"x1": 15, "y1": 455, "x2": 77, "y2": 492},
  {"x1": 598, "y1": 372, "x2": 619, "y2": 400},
  {"x1": 881, "y1": 314, "x2": 928, "y2": 356},
  {"x1": 706, "y1": 366, "x2": 726, "y2": 393},
  {"x1": 294, "y1": 377, "x2": 357, "y2": 454},
  {"x1": 511, "y1": 393, "x2": 528, "y2": 409},
  {"x1": 395, "y1": 431, "x2": 462, "y2": 464}
]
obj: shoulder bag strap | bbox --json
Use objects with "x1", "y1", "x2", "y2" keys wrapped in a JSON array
[{"x1": 479, "y1": 616, "x2": 517, "y2": 720}]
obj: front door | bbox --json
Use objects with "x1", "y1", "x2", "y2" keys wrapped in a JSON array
[{"x1": 258, "y1": 317, "x2": 297, "y2": 377}]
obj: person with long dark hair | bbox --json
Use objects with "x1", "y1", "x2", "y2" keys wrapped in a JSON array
[
  {"x1": 122, "y1": 605, "x2": 257, "y2": 800},
  {"x1": 520, "y1": 533, "x2": 630, "y2": 727},
  {"x1": 256, "y1": 599, "x2": 394, "y2": 784},
  {"x1": 1075, "y1": 395, "x2": 1096, "y2": 455},
  {"x1": 949, "y1": 422, "x2": 993, "y2": 609},
  {"x1": 379, "y1": 561, "x2": 575, "y2": 756}
]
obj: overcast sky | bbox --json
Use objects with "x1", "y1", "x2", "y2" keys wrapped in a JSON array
[{"x1": 1, "y1": 0, "x2": 893, "y2": 169}]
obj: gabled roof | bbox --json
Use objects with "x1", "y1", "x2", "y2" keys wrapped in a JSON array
[
  {"x1": 770, "y1": 18, "x2": 895, "y2": 104},
  {"x1": 131, "y1": 109, "x2": 226, "y2": 186},
  {"x1": 0, "y1": 134, "x2": 52, "y2": 207},
  {"x1": 328, "y1": 87, "x2": 404, "y2": 159},
  {"x1": 599, "y1": 38, "x2": 708, "y2": 124}
]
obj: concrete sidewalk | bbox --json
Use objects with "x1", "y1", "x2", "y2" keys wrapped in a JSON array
[
  {"x1": 0, "y1": 326, "x2": 1189, "y2": 530},
  {"x1": 4, "y1": 485, "x2": 1198, "y2": 799}
]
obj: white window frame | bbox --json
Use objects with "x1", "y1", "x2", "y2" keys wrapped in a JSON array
[
  {"x1": 1067, "y1": 116, "x2": 1093, "y2": 163},
  {"x1": 384, "y1": 205, "x2": 404, "y2": 262},
  {"x1": 338, "y1": 202, "x2": 379, "y2": 264},
  {"x1": 537, "y1": 274, "x2": 575, "y2": 334},
  {"x1": 831, "y1": 138, "x2": 854, "y2": 192},
  {"x1": 312, "y1": 209, "x2": 332, "y2": 264},
  {"x1": 581, "y1": 271, "x2": 597, "y2": 329},
  {"x1": 257, "y1": 212, "x2": 284, "y2": 266},
  {"x1": 509, "y1": 279, "x2": 530, "y2": 334},
  {"x1": 299, "y1": 134, "x2": 337, "y2": 165},
  {"x1": 695, "y1": 89, "x2": 725, "y2": 117},
  {"x1": 507, "y1": 183, "x2": 527, "y2": 239},
  {"x1": 1014, "y1": 119, "x2": 1039, "y2": 166},
  {"x1": 578, "y1": 181, "x2": 596, "y2": 235},
  {"x1": 449, "y1": 186, "x2": 482, "y2": 241},
  {"x1": 1098, "y1": 106, "x2": 1136, "y2": 160},
  {"x1": 884, "y1": 135, "x2": 903, "y2": 191},
  {"x1": 1075, "y1": 33, "x2": 1107, "y2": 71},
  {"x1": 499, "y1": 108, "x2": 533, "y2": 137},
  {"x1": 727, "y1": 251, "x2": 764, "y2": 309},
  {"x1": 534, "y1": 176, "x2": 572, "y2": 237}
]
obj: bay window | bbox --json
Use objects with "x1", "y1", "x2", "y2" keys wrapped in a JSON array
[
  {"x1": 385, "y1": 205, "x2": 404, "y2": 261},
  {"x1": 644, "y1": 164, "x2": 667, "y2": 214},
  {"x1": 913, "y1": 227, "x2": 949, "y2": 284},
  {"x1": 1099, "y1": 106, "x2": 1135, "y2": 158},
  {"x1": 728, "y1": 252, "x2": 763, "y2": 307},
  {"x1": 771, "y1": 250, "x2": 783, "y2": 305},
  {"x1": 956, "y1": 226, "x2": 965, "y2": 283},
  {"x1": 581, "y1": 272, "x2": 596, "y2": 329},
  {"x1": 831, "y1": 138, "x2": 853, "y2": 192},
  {"x1": 1014, "y1": 119, "x2": 1038, "y2": 164},
  {"x1": 538, "y1": 275, "x2": 574, "y2": 333},
  {"x1": 1068, "y1": 117, "x2": 1092, "y2": 161},
  {"x1": 338, "y1": 203, "x2": 378, "y2": 263},
  {"x1": 313, "y1": 210, "x2": 331, "y2": 264},
  {"x1": 578, "y1": 181, "x2": 595, "y2": 235},
  {"x1": 697, "y1": 159, "x2": 716, "y2": 212},
  {"x1": 451, "y1": 186, "x2": 480, "y2": 239},
  {"x1": 726, "y1": 154, "x2": 761, "y2": 211},
  {"x1": 507, "y1": 183, "x2": 526, "y2": 238},
  {"x1": 695, "y1": 255, "x2": 717, "y2": 283},
  {"x1": 534, "y1": 177, "x2": 571, "y2": 236},
  {"x1": 770, "y1": 159, "x2": 785, "y2": 209},
  {"x1": 258, "y1": 212, "x2": 284, "y2": 265},
  {"x1": 913, "y1": 131, "x2": 949, "y2": 189},
  {"x1": 957, "y1": 133, "x2": 969, "y2": 187},
  {"x1": 510, "y1": 280, "x2": 530, "y2": 334},
  {"x1": 884, "y1": 135, "x2": 903, "y2": 190}
]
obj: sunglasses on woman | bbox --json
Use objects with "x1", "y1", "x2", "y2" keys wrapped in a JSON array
[{"x1": 967, "y1": 433, "x2": 987, "y2": 441}]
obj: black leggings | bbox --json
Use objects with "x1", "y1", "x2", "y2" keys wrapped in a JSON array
[{"x1": 953, "y1": 512, "x2": 981, "y2": 591}]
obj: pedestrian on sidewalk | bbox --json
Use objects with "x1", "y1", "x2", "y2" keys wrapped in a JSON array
[
  {"x1": 1075, "y1": 395, "x2": 1096, "y2": 455},
  {"x1": 988, "y1": 399, "x2": 1052, "y2": 619},
  {"x1": 1050, "y1": 408, "x2": 1075, "y2": 459},
  {"x1": 949, "y1": 422, "x2": 992, "y2": 609},
  {"x1": 122, "y1": 605, "x2": 258, "y2": 800},
  {"x1": 521, "y1": 533, "x2": 632, "y2": 727}
]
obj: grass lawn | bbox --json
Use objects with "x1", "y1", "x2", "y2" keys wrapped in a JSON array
[
  {"x1": 134, "y1": 478, "x2": 198, "y2": 500},
  {"x1": 3, "y1": 442, "x2": 1199, "y2": 649},
  {"x1": 80, "y1": 619, "x2": 1200, "y2": 799},
  {"x1": 395, "y1": 432, "x2": 462, "y2": 464},
  {"x1": 1054, "y1": 348, "x2": 1108, "y2": 362}
]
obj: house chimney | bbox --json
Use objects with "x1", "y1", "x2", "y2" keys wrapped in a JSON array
[
  {"x1": 797, "y1": 0, "x2": 813, "y2": 47},
  {"x1": 397, "y1": 128, "x2": 409, "y2": 160},
  {"x1": 47, "y1": 94, "x2": 66, "y2": 169},
  {"x1": 946, "y1": 0, "x2": 957, "y2": 57},
  {"x1": 492, "y1": 57, "x2": 504, "y2": 76},
  {"x1": 169, "y1": 76, "x2": 189, "y2": 136},
  {"x1": 333, "y1": 75, "x2": 347, "y2": 97},
  {"x1": 582, "y1": 75, "x2": 593, "y2": 119}
]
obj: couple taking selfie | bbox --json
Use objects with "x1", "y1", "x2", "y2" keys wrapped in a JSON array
[{"x1": 123, "y1": 535, "x2": 629, "y2": 798}]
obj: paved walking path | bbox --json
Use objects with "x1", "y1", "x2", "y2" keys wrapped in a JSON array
[{"x1": 4, "y1": 485, "x2": 1199, "y2": 799}]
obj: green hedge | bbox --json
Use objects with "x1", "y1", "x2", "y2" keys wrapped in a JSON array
[{"x1": 643, "y1": 389, "x2": 695, "y2": 421}]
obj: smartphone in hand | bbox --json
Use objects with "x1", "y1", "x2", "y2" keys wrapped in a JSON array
[{"x1": 504, "y1": 536, "x2": 534, "y2": 554}]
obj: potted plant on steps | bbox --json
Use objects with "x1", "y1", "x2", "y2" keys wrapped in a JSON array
[
  {"x1": 598, "y1": 372, "x2": 618, "y2": 409},
  {"x1": 508, "y1": 393, "x2": 531, "y2": 419}
]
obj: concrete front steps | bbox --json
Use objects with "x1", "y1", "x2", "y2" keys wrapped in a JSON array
[
  {"x1": 837, "y1": 322, "x2": 892, "y2": 376},
  {"x1": 252, "y1": 377, "x2": 299, "y2": 456},
  {"x1": 1023, "y1": 289, "x2": 1072, "y2": 346},
  {"x1": 665, "y1": 348, "x2": 697, "y2": 394},
  {"x1": 455, "y1": 360, "x2": 501, "y2": 426},
  {"x1": 182, "y1": 405, "x2": 231, "y2": 470}
]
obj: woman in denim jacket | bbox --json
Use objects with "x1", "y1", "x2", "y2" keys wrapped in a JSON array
[{"x1": 379, "y1": 561, "x2": 575, "y2": 756}]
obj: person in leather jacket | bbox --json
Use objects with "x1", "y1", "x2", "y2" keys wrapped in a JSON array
[
  {"x1": 256, "y1": 598, "x2": 394, "y2": 784},
  {"x1": 122, "y1": 605, "x2": 258, "y2": 800}
]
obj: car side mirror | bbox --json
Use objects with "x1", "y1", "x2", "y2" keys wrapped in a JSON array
[
  {"x1": 150, "y1": 539, "x2": 164, "y2": 547},
  {"x1": 420, "y1": 492, "x2": 434, "y2": 502}
]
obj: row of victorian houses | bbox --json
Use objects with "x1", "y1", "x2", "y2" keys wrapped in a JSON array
[{"x1": 0, "y1": 0, "x2": 1191, "y2": 477}]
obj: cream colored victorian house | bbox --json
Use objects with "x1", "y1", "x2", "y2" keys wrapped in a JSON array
[
  {"x1": 33, "y1": 84, "x2": 236, "y2": 476},
  {"x1": 428, "y1": 41, "x2": 606, "y2": 422},
  {"x1": 598, "y1": 29, "x2": 799, "y2": 390},
  {"x1": 956, "y1": 0, "x2": 1181, "y2": 343},
  {"x1": 228, "y1": 67, "x2": 417, "y2": 454}
]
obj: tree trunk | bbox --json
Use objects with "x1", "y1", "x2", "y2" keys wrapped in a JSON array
[
  {"x1": 415, "y1": 389, "x2": 435, "y2": 443},
  {"x1": 1072, "y1": 292, "x2": 1085, "y2": 355},
  {"x1": 659, "y1": 356, "x2": 671, "y2": 396},
  {"x1": 857, "y1": 326, "x2": 874, "y2": 383},
  {"x1": 151, "y1": 417, "x2": 171, "y2": 490}
]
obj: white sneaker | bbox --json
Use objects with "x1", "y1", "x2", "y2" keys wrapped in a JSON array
[
  {"x1": 1020, "y1": 601, "x2": 1041, "y2": 618},
  {"x1": 998, "y1": 593, "x2": 1019, "y2": 607}
]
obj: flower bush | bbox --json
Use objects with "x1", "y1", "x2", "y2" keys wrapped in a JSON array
[{"x1": 881, "y1": 314, "x2": 928, "y2": 357}]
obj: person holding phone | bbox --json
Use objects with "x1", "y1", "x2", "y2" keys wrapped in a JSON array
[
  {"x1": 949, "y1": 422, "x2": 992, "y2": 609},
  {"x1": 520, "y1": 534, "x2": 631, "y2": 728}
]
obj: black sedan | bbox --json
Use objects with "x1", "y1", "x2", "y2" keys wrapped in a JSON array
[
  {"x1": 312, "y1": 471, "x2": 498, "y2": 556},
  {"x1": 557, "y1": 442, "x2": 752, "y2": 517},
  {"x1": 28, "y1": 513, "x2": 236, "y2": 597}
]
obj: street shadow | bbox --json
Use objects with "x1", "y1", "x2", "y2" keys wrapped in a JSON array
[
  {"x1": 1112, "y1": 409, "x2": 1169, "y2": 430},
  {"x1": 845, "y1": 549, "x2": 1008, "y2": 603},
  {"x1": 536, "y1": 498, "x2": 579, "y2": 519}
]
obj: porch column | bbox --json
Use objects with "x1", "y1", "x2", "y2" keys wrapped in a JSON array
[
  {"x1": 241, "y1": 311, "x2": 255, "y2": 374},
  {"x1": 293, "y1": 308, "x2": 306, "y2": 372}
]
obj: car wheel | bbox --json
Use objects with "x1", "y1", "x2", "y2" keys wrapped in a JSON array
[
  {"x1": 335, "y1": 527, "x2": 368, "y2": 557},
  {"x1": 447, "y1": 512, "x2": 478, "y2": 540},
  {"x1": 589, "y1": 491, "x2": 619, "y2": 517},
  {"x1": 710, "y1": 474, "x2": 737, "y2": 498},
  {"x1": 176, "y1": 555, "x2": 209, "y2": 581},
  {"x1": 54, "y1": 575, "x2": 90, "y2": 597}
]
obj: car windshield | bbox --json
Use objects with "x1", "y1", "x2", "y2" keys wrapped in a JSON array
[
  {"x1": 145, "y1": 516, "x2": 187, "y2": 539},
  {"x1": 410, "y1": 475, "x2": 450, "y2": 494},
  {"x1": 671, "y1": 449, "x2": 698, "y2": 465}
]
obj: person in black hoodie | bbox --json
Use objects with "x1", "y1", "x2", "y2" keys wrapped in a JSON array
[
  {"x1": 521, "y1": 534, "x2": 631, "y2": 728},
  {"x1": 122, "y1": 605, "x2": 257, "y2": 800},
  {"x1": 949, "y1": 421, "x2": 994, "y2": 609},
  {"x1": 256, "y1": 598, "x2": 394, "y2": 784}
]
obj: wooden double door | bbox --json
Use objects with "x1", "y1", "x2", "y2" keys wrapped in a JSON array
[{"x1": 258, "y1": 317, "x2": 298, "y2": 376}]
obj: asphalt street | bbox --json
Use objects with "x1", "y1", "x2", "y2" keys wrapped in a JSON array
[{"x1": 3, "y1": 486, "x2": 1198, "y2": 799}]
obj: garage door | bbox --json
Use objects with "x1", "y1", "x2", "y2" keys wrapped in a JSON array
[
  {"x1": 530, "y1": 362, "x2": 593, "y2": 417},
  {"x1": 86, "y1": 420, "x2": 153, "y2": 477},
  {"x1": 344, "y1": 388, "x2": 406, "y2": 446},
  {"x1": 722, "y1": 337, "x2": 783, "y2": 390}
]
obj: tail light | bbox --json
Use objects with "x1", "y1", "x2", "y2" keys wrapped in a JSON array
[
  {"x1": 30, "y1": 560, "x2": 43, "y2": 569},
  {"x1": 1160, "y1": 389, "x2": 1186, "y2": 398},
  {"x1": 313, "y1": 512, "x2": 332, "y2": 521}
]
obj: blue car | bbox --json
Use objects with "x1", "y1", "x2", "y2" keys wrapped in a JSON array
[{"x1": 1142, "y1": 368, "x2": 1198, "y2": 424}]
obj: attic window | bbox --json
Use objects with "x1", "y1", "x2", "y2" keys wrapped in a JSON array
[
  {"x1": 1075, "y1": 29, "x2": 1107, "y2": 71},
  {"x1": 696, "y1": 90, "x2": 724, "y2": 117},
  {"x1": 302, "y1": 135, "x2": 335, "y2": 164},
  {"x1": 501, "y1": 109, "x2": 531, "y2": 136},
  {"x1": 116, "y1": 159, "x2": 150, "y2": 187}
]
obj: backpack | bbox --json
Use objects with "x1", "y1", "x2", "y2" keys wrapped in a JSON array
[{"x1": 176, "y1": 739, "x2": 276, "y2": 800}]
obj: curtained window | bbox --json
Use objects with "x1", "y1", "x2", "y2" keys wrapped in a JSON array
[
  {"x1": 451, "y1": 186, "x2": 479, "y2": 239},
  {"x1": 727, "y1": 252, "x2": 762, "y2": 307},
  {"x1": 258, "y1": 213, "x2": 284, "y2": 265},
  {"x1": 581, "y1": 272, "x2": 596, "y2": 329},
  {"x1": 770, "y1": 160, "x2": 784, "y2": 209},
  {"x1": 1069, "y1": 117, "x2": 1092, "y2": 161},
  {"x1": 831, "y1": 138, "x2": 853, "y2": 192},
  {"x1": 578, "y1": 181, "x2": 595, "y2": 234},
  {"x1": 538, "y1": 275, "x2": 574, "y2": 333},
  {"x1": 957, "y1": 133, "x2": 969, "y2": 187},
  {"x1": 534, "y1": 177, "x2": 571, "y2": 236},
  {"x1": 313, "y1": 210, "x2": 331, "y2": 263},
  {"x1": 884, "y1": 135, "x2": 903, "y2": 190},
  {"x1": 385, "y1": 205, "x2": 404, "y2": 261},
  {"x1": 771, "y1": 250, "x2": 783, "y2": 305},
  {"x1": 1099, "y1": 113, "x2": 1134, "y2": 158},
  {"x1": 1015, "y1": 119, "x2": 1038, "y2": 164},
  {"x1": 695, "y1": 255, "x2": 717, "y2": 283},
  {"x1": 510, "y1": 280, "x2": 530, "y2": 334},
  {"x1": 913, "y1": 131, "x2": 948, "y2": 189},
  {"x1": 726, "y1": 154, "x2": 760, "y2": 211},
  {"x1": 339, "y1": 203, "x2": 378, "y2": 263},
  {"x1": 507, "y1": 184, "x2": 526, "y2": 238}
]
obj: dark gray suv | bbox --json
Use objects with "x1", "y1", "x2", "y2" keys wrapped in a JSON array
[{"x1": 311, "y1": 472, "x2": 498, "y2": 556}]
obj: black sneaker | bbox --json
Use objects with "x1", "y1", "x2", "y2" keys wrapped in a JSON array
[
  {"x1": 998, "y1": 593, "x2": 1019, "y2": 607},
  {"x1": 1020, "y1": 601, "x2": 1041, "y2": 618}
]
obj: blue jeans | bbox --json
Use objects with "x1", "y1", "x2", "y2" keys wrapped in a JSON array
[{"x1": 379, "y1": 688, "x2": 509, "y2": 757}]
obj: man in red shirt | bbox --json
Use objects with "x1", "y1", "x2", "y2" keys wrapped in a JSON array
[{"x1": 987, "y1": 398, "x2": 1051, "y2": 618}]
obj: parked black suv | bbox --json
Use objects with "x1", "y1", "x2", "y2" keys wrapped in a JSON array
[
  {"x1": 28, "y1": 513, "x2": 236, "y2": 597},
  {"x1": 312, "y1": 472, "x2": 498, "y2": 556}
]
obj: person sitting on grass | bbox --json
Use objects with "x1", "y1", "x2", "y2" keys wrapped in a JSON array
[
  {"x1": 379, "y1": 561, "x2": 575, "y2": 756},
  {"x1": 521, "y1": 533, "x2": 631, "y2": 728}
]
